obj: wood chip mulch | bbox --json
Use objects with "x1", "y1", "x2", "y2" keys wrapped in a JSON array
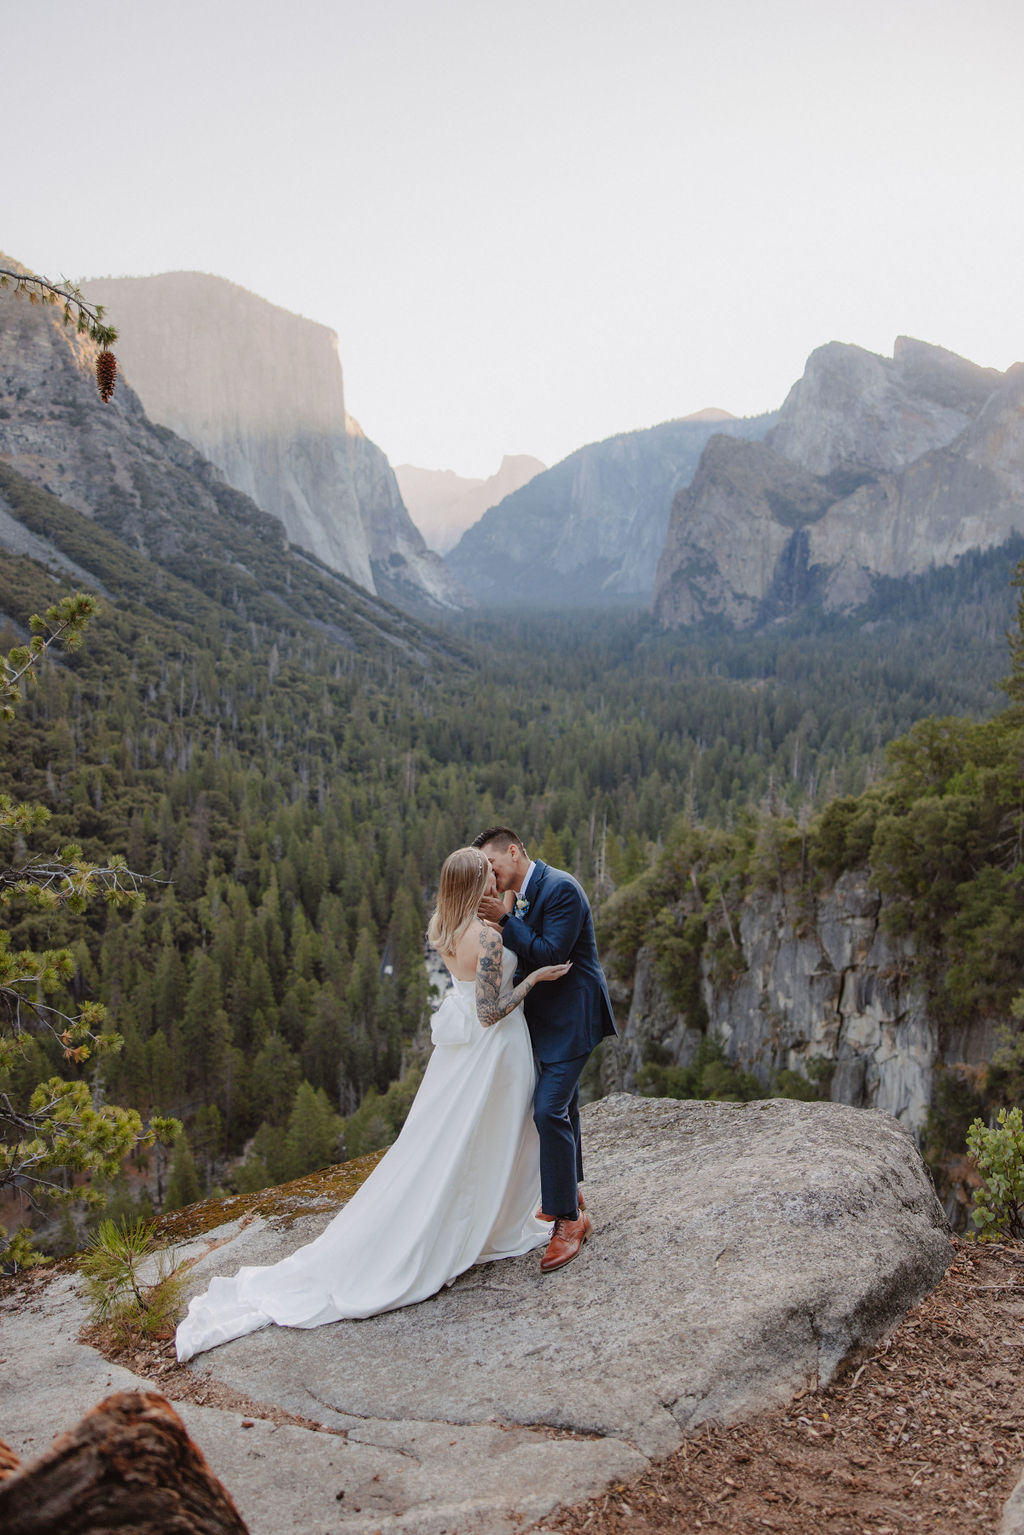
[{"x1": 532, "y1": 1237, "x2": 1024, "y2": 1534}]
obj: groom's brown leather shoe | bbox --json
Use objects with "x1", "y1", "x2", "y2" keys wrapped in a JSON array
[
  {"x1": 536, "y1": 1190, "x2": 586, "y2": 1223},
  {"x1": 540, "y1": 1212, "x2": 592, "y2": 1272}
]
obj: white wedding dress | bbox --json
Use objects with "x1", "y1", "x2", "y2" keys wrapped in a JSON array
[{"x1": 175, "y1": 951, "x2": 550, "y2": 1362}]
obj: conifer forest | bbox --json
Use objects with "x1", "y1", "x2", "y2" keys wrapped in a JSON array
[{"x1": 1, "y1": 454, "x2": 1022, "y2": 1253}]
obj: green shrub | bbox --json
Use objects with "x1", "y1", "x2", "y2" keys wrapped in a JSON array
[
  {"x1": 773, "y1": 1057, "x2": 834, "y2": 1102},
  {"x1": 966, "y1": 1107, "x2": 1024, "y2": 1240},
  {"x1": 80, "y1": 1217, "x2": 187, "y2": 1345},
  {"x1": 637, "y1": 1036, "x2": 762, "y2": 1103}
]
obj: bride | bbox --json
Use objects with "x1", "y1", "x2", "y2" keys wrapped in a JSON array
[{"x1": 175, "y1": 847, "x2": 569, "y2": 1362}]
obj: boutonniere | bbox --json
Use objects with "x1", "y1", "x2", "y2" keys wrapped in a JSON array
[{"x1": 515, "y1": 895, "x2": 530, "y2": 918}]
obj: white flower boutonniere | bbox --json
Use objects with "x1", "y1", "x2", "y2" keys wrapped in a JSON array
[{"x1": 515, "y1": 895, "x2": 530, "y2": 918}]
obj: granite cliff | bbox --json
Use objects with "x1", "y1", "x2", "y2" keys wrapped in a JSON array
[
  {"x1": 654, "y1": 338, "x2": 1021, "y2": 627},
  {"x1": 0, "y1": 257, "x2": 455, "y2": 660},
  {"x1": 446, "y1": 411, "x2": 775, "y2": 605},
  {"x1": 83, "y1": 272, "x2": 466, "y2": 615},
  {"x1": 396, "y1": 453, "x2": 546, "y2": 554},
  {"x1": 604, "y1": 867, "x2": 993, "y2": 1220}
]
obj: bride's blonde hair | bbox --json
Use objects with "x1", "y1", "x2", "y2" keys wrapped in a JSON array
[{"x1": 427, "y1": 847, "x2": 488, "y2": 957}]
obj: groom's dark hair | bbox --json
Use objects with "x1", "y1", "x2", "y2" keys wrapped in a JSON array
[{"x1": 472, "y1": 826, "x2": 529, "y2": 856}]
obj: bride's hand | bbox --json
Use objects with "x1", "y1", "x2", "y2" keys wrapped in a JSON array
[{"x1": 528, "y1": 961, "x2": 572, "y2": 986}]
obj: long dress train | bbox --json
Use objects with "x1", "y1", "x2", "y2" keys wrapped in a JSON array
[{"x1": 175, "y1": 951, "x2": 549, "y2": 1362}]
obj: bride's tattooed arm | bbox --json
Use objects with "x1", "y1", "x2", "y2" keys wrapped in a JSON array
[{"x1": 475, "y1": 926, "x2": 535, "y2": 1027}]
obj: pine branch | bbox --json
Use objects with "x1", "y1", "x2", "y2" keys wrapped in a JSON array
[{"x1": 0, "y1": 268, "x2": 119, "y2": 398}]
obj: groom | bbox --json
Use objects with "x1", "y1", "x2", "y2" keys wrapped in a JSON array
[{"x1": 473, "y1": 826, "x2": 617, "y2": 1272}]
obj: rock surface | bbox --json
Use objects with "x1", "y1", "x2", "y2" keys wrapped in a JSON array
[
  {"x1": 446, "y1": 413, "x2": 775, "y2": 606},
  {"x1": 1, "y1": 1095, "x2": 946, "y2": 1534},
  {"x1": 83, "y1": 271, "x2": 466, "y2": 615},
  {"x1": 0, "y1": 260, "x2": 458, "y2": 665},
  {"x1": 606, "y1": 868, "x2": 1000, "y2": 1174},
  {"x1": 1004, "y1": 1469, "x2": 1024, "y2": 1535},
  {"x1": 654, "y1": 337, "x2": 1023, "y2": 627},
  {"x1": 396, "y1": 455, "x2": 547, "y2": 554},
  {"x1": 768, "y1": 336, "x2": 1002, "y2": 476}
]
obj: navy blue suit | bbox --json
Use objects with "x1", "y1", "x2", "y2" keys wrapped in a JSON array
[{"x1": 500, "y1": 862, "x2": 617, "y2": 1218}]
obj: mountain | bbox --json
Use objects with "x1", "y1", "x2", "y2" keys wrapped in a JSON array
[
  {"x1": 653, "y1": 338, "x2": 1020, "y2": 628},
  {"x1": 0, "y1": 255, "x2": 454, "y2": 660},
  {"x1": 81, "y1": 271, "x2": 467, "y2": 616},
  {"x1": 445, "y1": 412, "x2": 775, "y2": 606},
  {"x1": 769, "y1": 335, "x2": 1003, "y2": 475},
  {"x1": 395, "y1": 454, "x2": 546, "y2": 554}
]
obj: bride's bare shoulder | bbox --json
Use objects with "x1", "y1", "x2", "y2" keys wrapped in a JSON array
[{"x1": 448, "y1": 921, "x2": 489, "y2": 981}]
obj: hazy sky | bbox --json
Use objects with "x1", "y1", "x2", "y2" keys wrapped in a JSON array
[{"x1": 6, "y1": 0, "x2": 1022, "y2": 477}]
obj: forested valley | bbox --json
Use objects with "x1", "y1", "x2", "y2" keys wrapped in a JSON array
[{"x1": 1, "y1": 454, "x2": 1020, "y2": 1253}]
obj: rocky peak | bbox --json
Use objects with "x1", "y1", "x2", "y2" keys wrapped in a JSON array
[
  {"x1": 768, "y1": 337, "x2": 1002, "y2": 476},
  {"x1": 396, "y1": 453, "x2": 546, "y2": 554},
  {"x1": 654, "y1": 336, "x2": 1019, "y2": 629}
]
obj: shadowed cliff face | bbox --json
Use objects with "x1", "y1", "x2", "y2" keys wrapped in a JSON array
[
  {"x1": 654, "y1": 338, "x2": 1020, "y2": 628},
  {"x1": 605, "y1": 868, "x2": 998, "y2": 1161},
  {"x1": 82, "y1": 272, "x2": 467, "y2": 614}
]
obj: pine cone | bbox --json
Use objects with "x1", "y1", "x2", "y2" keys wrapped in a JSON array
[{"x1": 96, "y1": 349, "x2": 118, "y2": 402}]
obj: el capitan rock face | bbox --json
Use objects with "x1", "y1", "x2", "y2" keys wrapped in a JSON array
[
  {"x1": 0, "y1": 256, "x2": 459, "y2": 663},
  {"x1": 83, "y1": 272, "x2": 467, "y2": 614},
  {"x1": 654, "y1": 338, "x2": 1022, "y2": 628},
  {"x1": 0, "y1": 259, "x2": 285, "y2": 567}
]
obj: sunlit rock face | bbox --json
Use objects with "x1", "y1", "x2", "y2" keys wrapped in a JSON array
[
  {"x1": 654, "y1": 338, "x2": 1022, "y2": 628},
  {"x1": 396, "y1": 455, "x2": 547, "y2": 554},
  {"x1": 83, "y1": 272, "x2": 467, "y2": 613},
  {"x1": 0, "y1": 255, "x2": 286, "y2": 567}
]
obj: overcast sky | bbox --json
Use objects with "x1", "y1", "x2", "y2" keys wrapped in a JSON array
[{"x1": 6, "y1": 0, "x2": 1022, "y2": 478}]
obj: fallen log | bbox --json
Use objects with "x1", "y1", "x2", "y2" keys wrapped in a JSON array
[
  {"x1": 0, "y1": 1437, "x2": 21, "y2": 1481},
  {"x1": 0, "y1": 1390, "x2": 249, "y2": 1533}
]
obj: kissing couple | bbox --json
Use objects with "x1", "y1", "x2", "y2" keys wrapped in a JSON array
[{"x1": 176, "y1": 826, "x2": 617, "y2": 1362}]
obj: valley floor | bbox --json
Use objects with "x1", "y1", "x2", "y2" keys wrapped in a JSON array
[{"x1": 539, "y1": 1237, "x2": 1023, "y2": 1535}]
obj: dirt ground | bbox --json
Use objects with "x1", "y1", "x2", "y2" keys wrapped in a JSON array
[
  {"x1": 535, "y1": 1238, "x2": 1024, "y2": 1535},
  {"x1": 8, "y1": 1235, "x2": 1023, "y2": 1533}
]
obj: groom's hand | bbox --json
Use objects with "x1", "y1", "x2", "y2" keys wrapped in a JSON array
[{"x1": 478, "y1": 894, "x2": 507, "y2": 924}]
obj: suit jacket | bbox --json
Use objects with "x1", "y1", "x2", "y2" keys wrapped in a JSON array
[{"x1": 500, "y1": 861, "x2": 617, "y2": 1064}]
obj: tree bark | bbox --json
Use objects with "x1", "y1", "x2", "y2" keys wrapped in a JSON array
[
  {"x1": 0, "y1": 1437, "x2": 21, "y2": 1481},
  {"x1": 0, "y1": 1391, "x2": 249, "y2": 1533}
]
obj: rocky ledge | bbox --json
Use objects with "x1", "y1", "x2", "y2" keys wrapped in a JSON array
[{"x1": 1, "y1": 1095, "x2": 951, "y2": 1534}]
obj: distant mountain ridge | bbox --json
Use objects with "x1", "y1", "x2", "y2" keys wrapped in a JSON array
[
  {"x1": 396, "y1": 455, "x2": 546, "y2": 554},
  {"x1": 445, "y1": 412, "x2": 776, "y2": 605},
  {"x1": 654, "y1": 337, "x2": 1022, "y2": 628},
  {"x1": 82, "y1": 271, "x2": 466, "y2": 616}
]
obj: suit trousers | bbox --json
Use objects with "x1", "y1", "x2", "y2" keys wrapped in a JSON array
[{"x1": 533, "y1": 1052, "x2": 589, "y2": 1219}]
